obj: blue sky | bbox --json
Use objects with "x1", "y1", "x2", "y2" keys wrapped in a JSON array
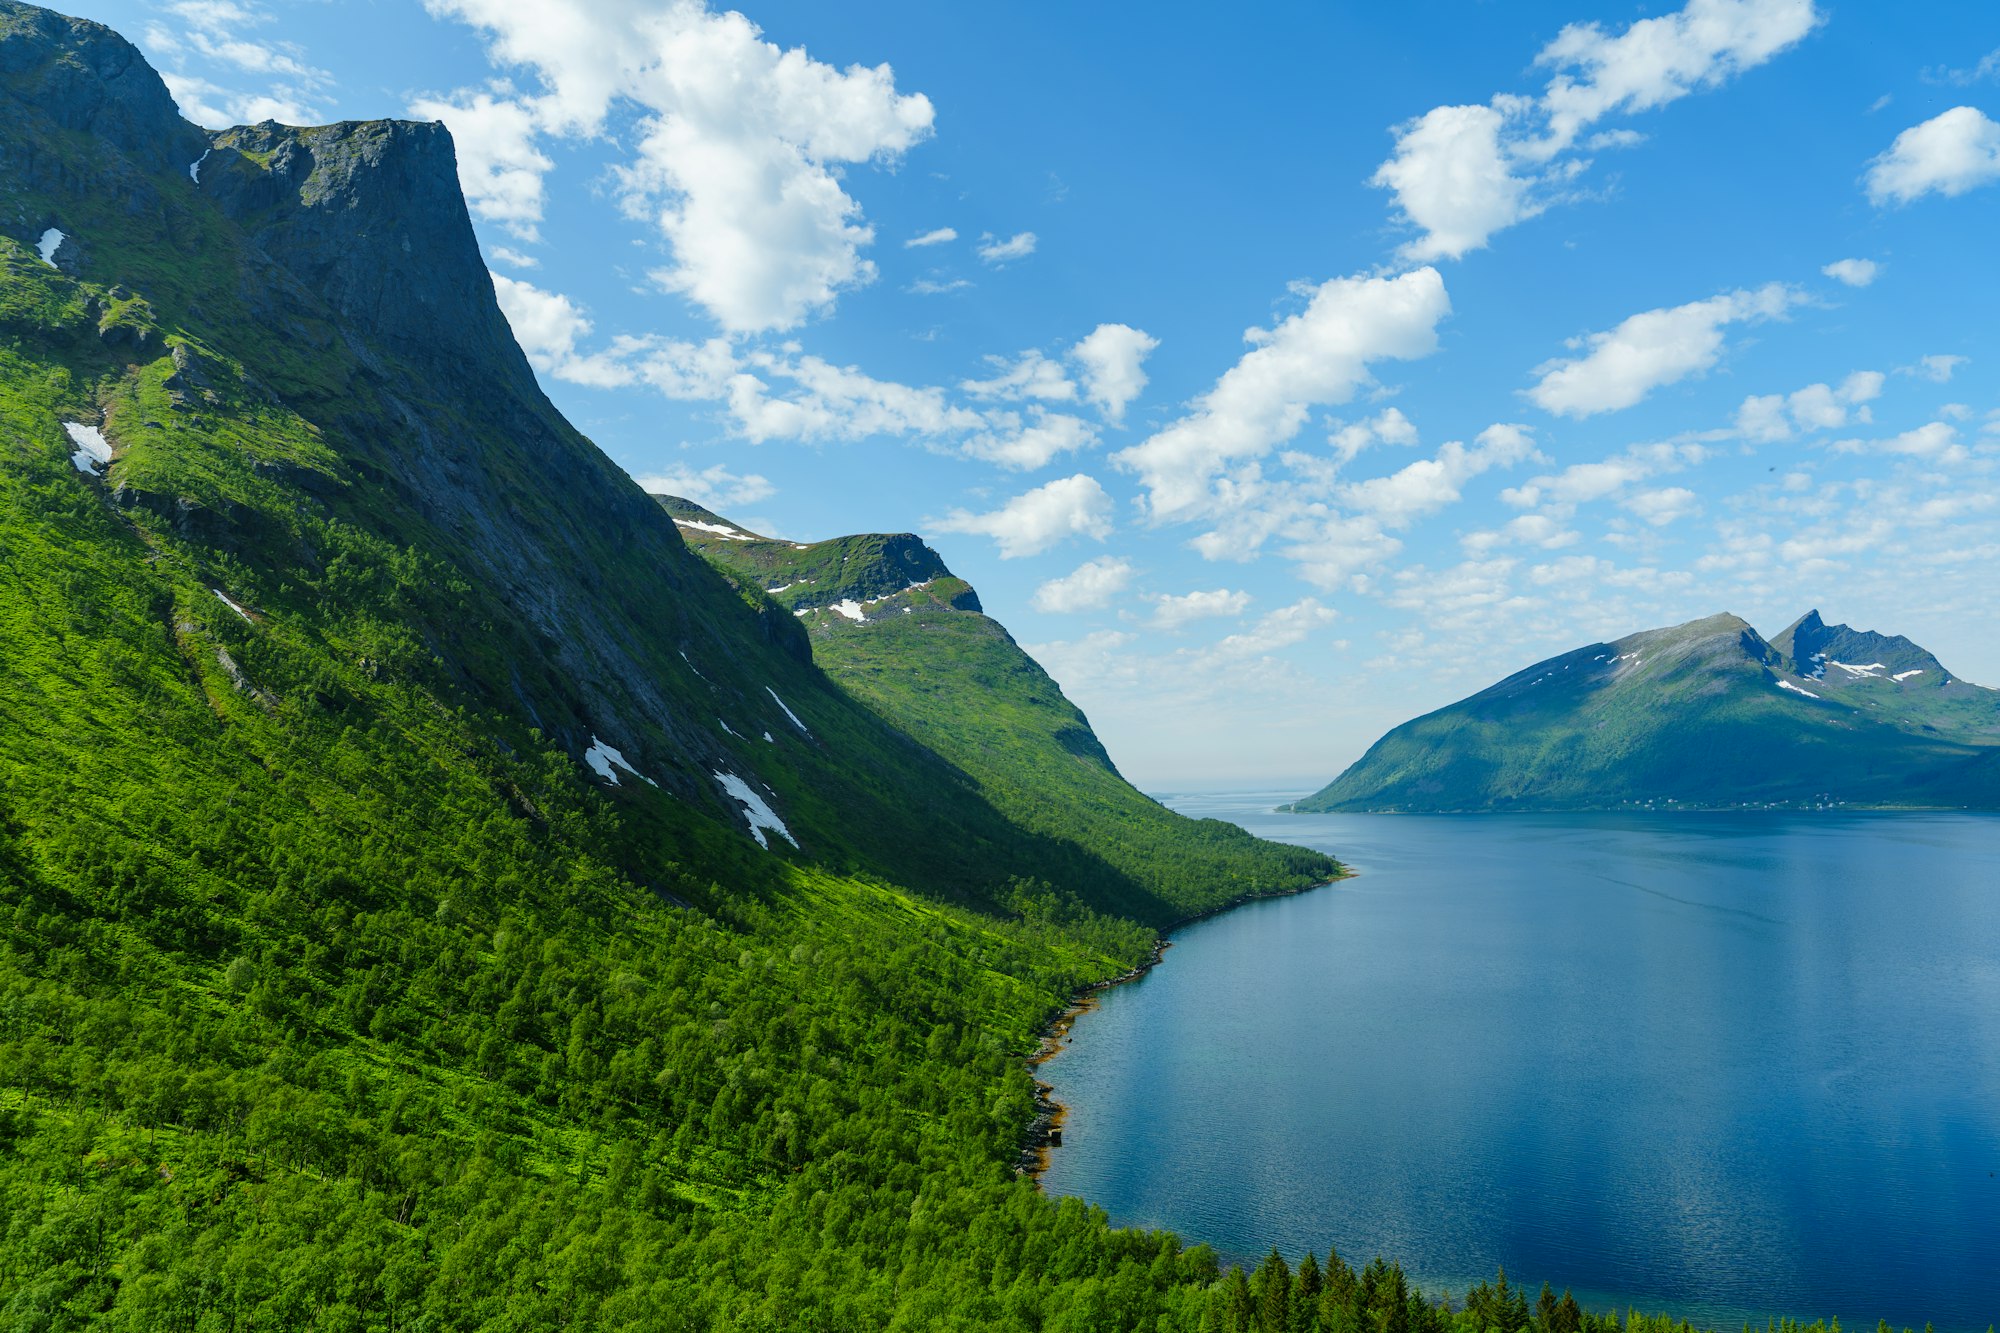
[{"x1": 81, "y1": 0, "x2": 2000, "y2": 788}]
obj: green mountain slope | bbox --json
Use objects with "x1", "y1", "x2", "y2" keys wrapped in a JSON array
[
  {"x1": 0, "y1": 5, "x2": 1370, "y2": 1327},
  {"x1": 658, "y1": 497, "x2": 1338, "y2": 919},
  {"x1": 1294, "y1": 611, "x2": 2000, "y2": 812}
]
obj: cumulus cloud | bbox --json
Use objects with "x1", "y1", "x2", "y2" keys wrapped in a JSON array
[
  {"x1": 1151, "y1": 589, "x2": 1253, "y2": 629},
  {"x1": 1622, "y1": 486, "x2": 1701, "y2": 526},
  {"x1": 430, "y1": 0, "x2": 934, "y2": 333},
  {"x1": 1865, "y1": 106, "x2": 2000, "y2": 205},
  {"x1": 1031, "y1": 557, "x2": 1135, "y2": 614},
  {"x1": 1206, "y1": 599, "x2": 1337, "y2": 662},
  {"x1": 410, "y1": 90, "x2": 554, "y2": 242},
  {"x1": 1338, "y1": 424, "x2": 1539, "y2": 528},
  {"x1": 630, "y1": 461, "x2": 774, "y2": 509},
  {"x1": 1374, "y1": 0, "x2": 1820, "y2": 260},
  {"x1": 1070, "y1": 324, "x2": 1160, "y2": 424},
  {"x1": 961, "y1": 351, "x2": 1077, "y2": 403},
  {"x1": 1821, "y1": 257, "x2": 1879, "y2": 287},
  {"x1": 1114, "y1": 268, "x2": 1451, "y2": 521},
  {"x1": 933, "y1": 474, "x2": 1114, "y2": 557},
  {"x1": 1527, "y1": 283, "x2": 1800, "y2": 417},
  {"x1": 1903, "y1": 353, "x2": 1968, "y2": 382},
  {"x1": 1328, "y1": 407, "x2": 1420, "y2": 466},
  {"x1": 492, "y1": 273, "x2": 596, "y2": 375},
  {"x1": 976, "y1": 231, "x2": 1038, "y2": 264},
  {"x1": 1831, "y1": 421, "x2": 1968, "y2": 464},
  {"x1": 1733, "y1": 369, "x2": 1883, "y2": 441},
  {"x1": 905, "y1": 227, "x2": 957, "y2": 248},
  {"x1": 959, "y1": 411, "x2": 1096, "y2": 470},
  {"x1": 147, "y1": 0, "x2": 332, "y2": 127}
]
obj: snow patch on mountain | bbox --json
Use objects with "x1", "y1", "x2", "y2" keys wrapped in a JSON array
[{"x1": 714, "y1": 771, "x2": 797, "y2": 849}]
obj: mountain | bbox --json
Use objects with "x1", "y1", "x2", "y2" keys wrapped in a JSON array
[
  {"x1": 0, "y1": 4, "x2": 1355, "y2": 1324},
  {"x1": 1293, "y1": 611, "x2": 2000, "y2": 812},
  {"x1": 658, "y1": 496, "x2": 1334, "y2": 918}
]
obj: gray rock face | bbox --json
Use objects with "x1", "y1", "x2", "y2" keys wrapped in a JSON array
[
  {"x1": 0, "y1": 1, "x2": 207, "y2": 177},
  {"x1": 202, "y1": 120, "x2": 537, "y2": 393}
]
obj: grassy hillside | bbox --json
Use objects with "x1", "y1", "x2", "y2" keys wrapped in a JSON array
[
  {"x1": 658, "y1": 496, "x2": 1338, "y2": 922},
  {"x1": 1295, "y1": 612, "x2": 2000, "y2": 812}
]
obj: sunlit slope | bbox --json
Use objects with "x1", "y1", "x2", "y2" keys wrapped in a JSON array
[
  {"x1": 1295, "y1": 612, "x2": 2000, "y2": 812},
  {"x1": 659, "y1": 496, "x2": 1341, "y2": 918}
]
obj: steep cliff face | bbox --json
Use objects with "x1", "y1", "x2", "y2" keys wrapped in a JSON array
[
  {"x1": 202, "y1": 119, "x2": 537, "y2": 388},
  {"x1": 0, "y1": 1, "x2": 207, "y2": 178}
]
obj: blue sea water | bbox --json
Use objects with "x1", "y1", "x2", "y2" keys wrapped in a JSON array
[{"x1": 1037, "y1": 798, "x2": 2000, "y2": 1331}]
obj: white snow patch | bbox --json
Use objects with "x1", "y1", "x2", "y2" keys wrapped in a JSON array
[
  {"x1": 766, "y1": 687, "x2": 811, "y2": 737},
  {"x1": 212, "y1": 588, "x2": 253, "y2": 623},
  {"x1": 1893, "y1": 669, "x2": 1924, "y2": 682},
  {"x1": 678, "y1": 650, "x2": 708, "y2": 681},
  {"x1": 1777, "y1": 679, "x2": 1821, "y2": 700},
  {"x1": 713, "y1": 770, "x2": 797, "y2": 849},
  {"x1": 190, "y1": 149, "x2": 211, "y2": 184},
  {"x1": 674, "y1": 519, "x2": 751, "y2": 541},
  {"x1": 830, "y1": 599, "x2": 865, "y2": 621},
  {"x1": 63, "y1": 422, "x2": 110, "y2": 474},
  {"x1": 763, "y1": 731, "x2": 775, "y2": 743},
  {"x1": 793, "y1": 544, "x2": 811, "y2": 551},
  {"x1": 765, "y1": 581, "x2": 806, "y2": 594},
  {"x1": 36, "y1": 228, "x2": 64, "y2": 266},
  {"x1": 1830, "y1": 661, "x2": 1886, "y2": 678},
  {"x1": 793, "y1": 608, "x2": 810, "y2": 618},
  {"x1": 583, "y1": 735, "x2": 657, "y2": 787},
  {"x1": 720, "y1": 718, "x2": 741, "y2": 738}
]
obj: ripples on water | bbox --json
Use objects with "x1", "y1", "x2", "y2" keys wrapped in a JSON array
[{"x1": 1037, "y1": 798, "x2": 2000, "y2": 1332}]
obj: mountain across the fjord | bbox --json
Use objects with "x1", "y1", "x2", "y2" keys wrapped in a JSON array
[{"x1": 1292, "y1": 611, "x2": 2000, "y2": 813}]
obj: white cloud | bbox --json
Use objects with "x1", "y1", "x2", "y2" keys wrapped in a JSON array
[
  {"x1": 1031, "y1": 557, "x2": 1135, "y2": 613},
  {"x1": 976, "y1": 231, "x2": 1038, "y2": 264},
  {"x1": 488, "y1": 246, "x2": 539, "y2": 268},
  {"x1": 1338, "y1": 423, "x2": 1539, "y2": 528},
  {"x1": 410, "y1": 90, "x2": 553, "y2": 242},
  {"x1": 961, "y1": 351, "x2": 1077, "y2": 402},
  {"x1": 907, "y1": 277, "x2": 971, "y2": 295},
  {"x1": 959, "y1": 411, "x2": 1096, "y2": 470},
  {"x1": 1527, "y1": 282, "x2": 1799, "y2": 417},
  {"x1": 905, "y1": 227, "x2": 957, "y2": 248},
  {"x1": 933, "y1": 474, "x2": 1114, "y2": 558},
  {"x1": 1831, "y1": 421, "x2": 1968, "y2": 464},
  {"x1": 146, "y1": 0, "x2": 332, "y2": 127},
  {"x1": 1866, "y1": 106, "x2": 2000, "y2": 205},
  {"x1": 1373, "y1": 0, "x2": 1820, "y2": 260},
  {"x1": 1820, "y1": 257, "x2": 1879, "y2": 287},
  {"x1": 1114, "y1": 268, "x2": 1450, "y2": 521},
  {"x1": 1071, "y1": 324, "x2": 1160, "y2": 424},
  {"x1": 1906, "y1": 353, "x2": 1968, "y2": 383},
  {"x1": 430, "y1": 0, "x2": 935, "y2": 333},
  {"x1": 1923, "y1": 49, "x2": 2000, "y2": 88},
  {"x1": 1373, "y1": 103, "x2": 1536, "y2": 263},
  {"x1": 1206, "y1": 599, "x2": 1337, "y2": 662},
  {"x1": 1623, "y1": 486, "x2": 1701, "y2": 526},
  {"x1": 1733, "y1": 369, "x2": 1883, "y2": 440},
  {"x1": 1151, "y1": 588, "x2": 1252, "y2": 629},
  {"x1": 728, "y1": 349, "x2": 984, "y2": 443},
  {"x1": 492, "y1": 272, "x2": 595, "y2": 374},
  {"x1": 630, "y1": 462, "x2": 774, "y2": 509}
]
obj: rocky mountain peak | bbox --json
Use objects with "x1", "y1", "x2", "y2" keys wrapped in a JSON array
[
  {"x1": 0, "y1": 1, "x2": 207, "y2": 176},
  {"x1": 202, "y1": 118, "x2": 536, "y2": 391}
]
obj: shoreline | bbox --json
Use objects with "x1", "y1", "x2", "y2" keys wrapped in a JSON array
[{"x1": 1017, "y1": 869, "x2": 1353, "y2": 1181}]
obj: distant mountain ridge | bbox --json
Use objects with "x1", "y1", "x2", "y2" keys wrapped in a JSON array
[
  {"x1": 1293, "y1": 611, "x2": 2000, "y2": 812},
  {"x1": 660, "y1": 494, "x2": 1338, "y2": 917}
]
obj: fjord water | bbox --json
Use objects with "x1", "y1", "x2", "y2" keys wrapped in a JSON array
[{"x1": 1038, "y1": 798, "x2": 2000, "y2": 1330}]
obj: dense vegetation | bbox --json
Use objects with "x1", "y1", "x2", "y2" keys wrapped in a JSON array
[
  {"x1": 0, "y1": 6, "x2": 1968, "y2": 1330},
  {"x1": 661, "y1": 498, "x2": 1337, "y2": 921},
  {"x1": 1296, "y1": 612, "x2": 2000, "y2": 813}
]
